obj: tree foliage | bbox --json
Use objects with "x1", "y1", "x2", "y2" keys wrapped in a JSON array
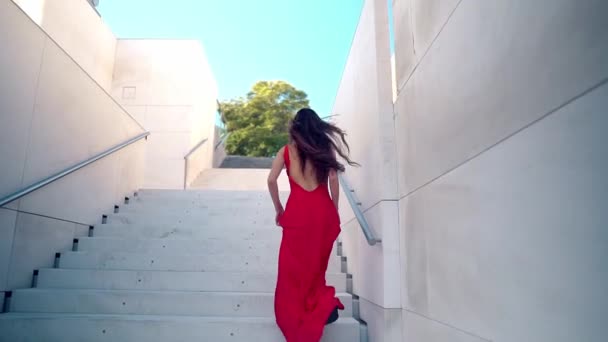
[{"x1": 220, "y1": 81, "x2": 309, "y2": 157}]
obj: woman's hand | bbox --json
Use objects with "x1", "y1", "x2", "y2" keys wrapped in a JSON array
[{"x1": 275, "y1": 207, "x2": 284, "y2": 226}]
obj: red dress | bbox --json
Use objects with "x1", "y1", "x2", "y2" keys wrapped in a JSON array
[{"x1": 275, "y1": 146, "x2": 345, "y2": 342}]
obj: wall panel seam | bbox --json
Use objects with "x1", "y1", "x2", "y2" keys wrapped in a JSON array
[
  {"x1": 403, "y1": 308, "x2": 492, "y2": 342},
  {"x1": 399, "y1": 77, "x2": 608, "y2": 201},
  {"x1": 17, "y1": 38, "x2": 48, "y2": 210},
  {"x1": 396, "y1": 0, "x2": 464, "y2": 95},
  {"x1": 341, "y1": 198, "x2": 400, "y2": 227},
  {"x1": 1, "y1": 208, "x2": 90, "y2": 227}
]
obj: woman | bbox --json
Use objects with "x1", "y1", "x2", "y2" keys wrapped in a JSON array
[{"x1": 267, "y1": 108, "x2": 358, "y2": 342}]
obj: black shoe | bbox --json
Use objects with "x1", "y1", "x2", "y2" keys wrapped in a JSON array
[{"x1": 326, "y1": 306, "x2": 339, "y2": 325}]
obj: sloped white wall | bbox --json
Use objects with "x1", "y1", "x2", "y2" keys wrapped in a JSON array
[{"x1": 11, "y1": 0, "x2": 117, "y2": 90}]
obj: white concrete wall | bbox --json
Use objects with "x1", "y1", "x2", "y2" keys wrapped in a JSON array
[
  {"x1": 334, "y1": 0, "x2": 608, "y2": 341},
  {"x1": 392, "y1": 0, "x2": 608, "y2": 341},
  {"x1": 332, "y1": 0, "x2": 403, "y2": 340},
  {"x1": 398, "y1": 85, "x2": 608, "y2": 342},
  {"x1": 0, "y1": 0, "x2": 146, "y2": 291},
  {"x1": 11, "y1": 0, "x2": 117, "y2": 90},
  {"x1": 112, "y1": 40, "x2": 220, "y2": 189}
]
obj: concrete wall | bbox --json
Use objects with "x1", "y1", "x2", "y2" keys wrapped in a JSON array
[
  {"x1": 112, "y1": 40, "x2": 220, "y2": 189},
  {"x1": 334, "y1": 0, "x2": 608, "y2": 341},
  {"x1": 332, "y1": 0, "x2": 403, "y2": 340},
  {"x1": 392, "y1": 0, "x2": 608, "y2": 341},
  {"x1": 0, "y1": 0, "x2": 146, "y2": 291},
  {"x1": 11, "y1": 0, "x2": 117, "y2": 90}
]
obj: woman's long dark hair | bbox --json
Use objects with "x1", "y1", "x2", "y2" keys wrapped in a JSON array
[{"x1": 289, "y1": 108, "x2": 359, "y2": 183}]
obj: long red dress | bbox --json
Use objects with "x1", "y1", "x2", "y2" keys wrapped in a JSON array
[{"x1": 275, "y1": 145, "x2": 345, "y2": 342}]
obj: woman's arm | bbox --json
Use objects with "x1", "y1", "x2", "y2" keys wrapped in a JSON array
[
  {"x1": 329, "y1": 169, "x2": 339, "y2": 209},
  {"x1": 329, "y1": 148, "x2": 340, "y2": 209},
  {"x1": 268, "y1": 147, "x2": 285, "y2": 225}
]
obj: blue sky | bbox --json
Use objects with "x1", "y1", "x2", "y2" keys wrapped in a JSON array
[{"x1": 98, "y1": 0, "x2": 365, "y2": 115}]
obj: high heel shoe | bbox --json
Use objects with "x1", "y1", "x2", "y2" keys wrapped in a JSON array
[{"x1": 326, "y1": 306, "x2": 339, "y2": 325}]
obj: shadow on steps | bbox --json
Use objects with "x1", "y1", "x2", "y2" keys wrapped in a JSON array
[{"x1": 220, "y1": 156, "x2": 273, "y2": 169}]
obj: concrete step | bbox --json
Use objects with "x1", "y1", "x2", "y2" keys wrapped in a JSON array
[
  {"x1": 134, "y1": 190, "x2": 287, "y2": 203},
  {"x1": 115, "y1": 205, "x2": 276, "y2": 218},
  {"x1": 36, "y1": 269, "x2": 348, "y2": 292},
  {"x1": 128, "y1": 191, "x2": 288, "y2": 203},
  {"x1": 121, "y1": 197, "x2": 283, "y2": 210},
  {"x1": 137, "y1": 189, "x2": 276, "y2": 197},
  {"x1": 91, "y1": 224, "x2": 282, "y2": 240},
  {"x1": 124, "y1": 199, "x2": 279, "y2": 212},
  {"x1": 59, "y1": 251, "x2": 344, "y2": 273},
  {"x1": 0, "y1": 314, "x2": 359, "y2": 342},
  {"x1": 75, "y1": 237, "x2": 339, "y2": 264},
  {"x1": 10, "y1": 289, "x2": 353, "y2": 317},
  {"x1": 129, "y1": 191, "x2": 289, "y2": 208},
  {"x1": 124, "y1": 196, "x2": 276, "y2": 211},
  {"x1": 76, "y1": 237, "x2": 283, "y2": 255},
  {"x1": 105, "y1": 212, "x2": 276, "y2": 227}
]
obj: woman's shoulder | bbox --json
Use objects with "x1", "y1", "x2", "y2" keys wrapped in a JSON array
[
  {"x1": 283, "y1": 143, "x2": 297, "y2": 154},
  {"x1": 275, "y1": 145, "x2": 289, "y2": 159},
  {"x1": 278, "y1": 145, "x2": 290, "y2": 154}
]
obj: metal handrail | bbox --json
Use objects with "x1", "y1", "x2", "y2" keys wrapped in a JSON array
[
  {"x1": 183, "y1": 138, "x2": 209, "y2": 189},
  {"x1": 184, "y1": 138, "x2": 208, "y2": 159},
  {"x1": 338, "y1": 173, "x2": 381, "y2": 246},
  {"x1": 215, "y1": 132, "x2": 229, "y2": 150},
  {"x1": 0, "y1": 132, "x2": 150, "y2": 208}
]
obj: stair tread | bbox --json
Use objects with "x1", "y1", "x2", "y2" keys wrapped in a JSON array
[
  {"x1": 0, "y1": 314, "x2": 360, "y2": 342},
  {"x1": 10, "y1": 289, "x2": 353, "y2": 317},
  {"x1": 35, "y1": 268, "x2": 348, "y2": 292},
  {"x1": 79, "y1": 236, "x2": 277, "y2": 242},
  {"x1": 60, "y1": 250, "x2": 341, "y2": 259},
  {"x1": 38, "y1": 268, "x2": 345, "y2": 275},
  {"x1": 15, "y1": 288, "x2": 352, "y2": 296},
  {"x1": 0, "y1": 312, "x2": 359, "y2": 324}
]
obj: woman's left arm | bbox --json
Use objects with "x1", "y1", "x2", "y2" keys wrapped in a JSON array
[
  {"x1": 329, "y1": 169, "x2": 339, "y2": 210},
  {"x1": 268, "y1": 147, "x2": 285, "y2": 225}
]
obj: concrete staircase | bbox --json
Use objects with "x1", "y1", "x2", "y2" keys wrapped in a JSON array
[{"x1": 0, "y1": 189, "x2": 361, "y2": 341}]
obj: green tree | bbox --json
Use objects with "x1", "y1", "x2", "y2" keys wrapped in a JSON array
[{"x1": 220, "y1": 81, "x2": 309, "y2": 157}]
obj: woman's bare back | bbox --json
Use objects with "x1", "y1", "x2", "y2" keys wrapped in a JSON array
[{"x1": 286, "y1": 144, "x2": 321, "y2": 191}]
